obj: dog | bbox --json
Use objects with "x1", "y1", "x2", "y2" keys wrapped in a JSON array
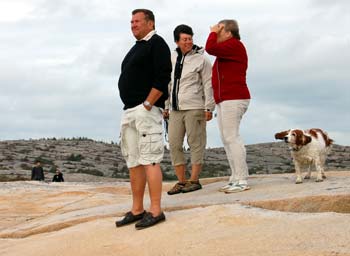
[{"x1": 274, "y1": 128, "x2": 333, "y2": 184}]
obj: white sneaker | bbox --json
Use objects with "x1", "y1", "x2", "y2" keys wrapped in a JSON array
[
  {"x1": 219, "y1": 181, "x2": 238, "y2": 192},
  {"x1": 224, "y1": 183, "x2": 250, "y2": 193}
]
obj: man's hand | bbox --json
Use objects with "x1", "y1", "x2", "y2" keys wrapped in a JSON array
[
  {"x1": 163, "y1": 110, "x2": 169, "y2": 119},
  {"x1": 204, "y1": 110, "x2": 213, "y2": 121}
]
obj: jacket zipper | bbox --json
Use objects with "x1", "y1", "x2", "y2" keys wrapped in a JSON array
[
  {"x1": 216, "y1": 61, "x2": 221, "y2": 102},
  {"x1": 173, "y1": 54, "x2": 185, "y2": 110}
]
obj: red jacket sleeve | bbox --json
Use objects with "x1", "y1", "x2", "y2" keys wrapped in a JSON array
[{"x1": 205, "y1": 32, "x2": 245, "y2": 61}]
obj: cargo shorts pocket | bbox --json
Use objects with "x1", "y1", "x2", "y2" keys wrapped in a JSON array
[{"x1": 139, "y1": 129, "x2": 164, "y2": 159}]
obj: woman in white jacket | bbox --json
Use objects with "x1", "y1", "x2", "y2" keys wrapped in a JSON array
[{"x1": 163, "y1": 24, "x2": 215, "y2": 195}]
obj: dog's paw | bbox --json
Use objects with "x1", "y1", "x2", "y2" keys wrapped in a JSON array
[
  {"x1": 304, "y1": 174, "x2": 311, "y2": 179},
  {"x1": 315, "y1": 178, "x2": 324, "y2": 182}
]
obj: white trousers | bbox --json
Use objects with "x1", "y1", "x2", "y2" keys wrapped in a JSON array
[{"x1": 216, "y1": 100, "x2": 250, "y2": 183}]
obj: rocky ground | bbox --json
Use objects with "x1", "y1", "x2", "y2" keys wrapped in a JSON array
[
  {"x1": 0, "y1": 171, "x2": 349, "y2": 256},
  {"x1": 0, "y1": 138, "x2": 349, "y2": 182}
]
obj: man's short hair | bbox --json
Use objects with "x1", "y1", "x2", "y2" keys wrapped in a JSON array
[
  {"x1": 219, "y1": 19, "x2": 241, "y2": 40},
  {"x1": 132, "y1": 9, "x2": 155, "y2": 29},
  {"x1": 173, "y1": 24, "x2": 193, "y2": 42},
  {"x1": 132, "y1": 9, "x2": 155, "y2": 22}
]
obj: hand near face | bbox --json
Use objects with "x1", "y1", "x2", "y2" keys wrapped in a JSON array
[{"x1": 210, "y1": 23, "x2": 224, "y2": 33}]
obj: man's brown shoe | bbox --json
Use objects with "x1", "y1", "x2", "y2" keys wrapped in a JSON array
[
  {"x1": 182, "y1": 180, "x2": 202, "y2": 193},
  {"x1": 167, "y1": 182, "x2": 186, "y2": 195}
]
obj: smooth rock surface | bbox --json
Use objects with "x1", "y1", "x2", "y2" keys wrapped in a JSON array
[{"x1": 0, "y1": 171, "x2": 350, "y2": 256}]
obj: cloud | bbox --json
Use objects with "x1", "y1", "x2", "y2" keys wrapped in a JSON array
[
  {"x1": 0, "y1": 0, "x2": 39, "y2": 22},
  {"x1": 0, "y1": 0, "x2": 349, "y2": 146}
]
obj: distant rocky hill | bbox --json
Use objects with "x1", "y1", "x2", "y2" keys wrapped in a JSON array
[{"x1": 0, "y1": 138, "x2": 349, "y2": 181}]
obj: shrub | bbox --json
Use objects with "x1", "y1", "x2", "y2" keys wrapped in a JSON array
[
  {"x1": 49, "y1": 166, "x2": 58, "y2": 173},
  {"x1": 112, "y1": 165, "x2": 129, "y2": 179},
  {"x1": 249, "y1": 166, "x2": 265, "y2": 175},
  {"x1": 35, "y1": 156, "x2": 54, "y2": 165},
  {"x1": 162, "y1": 171, "x2": 177, "y2": 181},
  {"x1": 77, "y1": 168, "x2": 104, "y2": 176},
  {"x1": 201, "y1": 163, "x2": 229, "y2": 178},
  {"x1": 4, "y1": 155, "x2": 14, "y2": 161},
  {"x1": 21, "y1": 156, "x2": 29, "y2": 162},
  {"x1": 0, "y1": 174, "x2": 29, "y2": 182},
  {"x1": 67, "y1": 154, "x2": 84, "y2": 162},
  {"x1": 81, "y1": 162, "x2": 95, "y2": 167},
  {"x1": 20, "y1": 163, "x2": 32, "y2": 170},
  {"x1": 18, "y1": 149, "x2": 31, "y2": 154}
]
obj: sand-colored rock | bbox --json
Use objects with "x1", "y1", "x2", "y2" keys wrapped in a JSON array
[{"x1": 0, "y1": 171, "x2": 350, "y2": 256}]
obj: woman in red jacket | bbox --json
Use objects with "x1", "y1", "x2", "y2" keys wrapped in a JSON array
[{"x1": 205, "y1": 19, "x2": 251, "y2": 193}]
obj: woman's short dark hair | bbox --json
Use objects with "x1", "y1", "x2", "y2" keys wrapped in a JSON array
[
  {"x1": 173, "y1": 24, "x2": 194, "y2": 42},
  {"x1": 219, "y1": 19, "x2": 241, "y2": 40}
]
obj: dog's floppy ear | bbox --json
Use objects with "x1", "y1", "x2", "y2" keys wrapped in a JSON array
[
  {"x1": 302, "y1": 134, "x2": 312, "y2": 145},
  {"x1": 294, "y1": 130, "x2": 311, "y2": 146},
  {"x1": 275, "y1": 130, "x2": 289, "y2": 140}
]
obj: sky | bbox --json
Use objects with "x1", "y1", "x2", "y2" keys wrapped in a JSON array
[{"x1": 1, "y1": 0, "x2": 349, "y2": 147}]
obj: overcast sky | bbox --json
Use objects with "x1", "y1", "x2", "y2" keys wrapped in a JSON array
[{"x1": 1, "y1": 0, "x2": 349, "y2": 147}]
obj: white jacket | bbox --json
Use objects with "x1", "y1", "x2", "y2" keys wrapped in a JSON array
[{"x1": 165, "y1": 46, "x2": 215, "y2": 111}]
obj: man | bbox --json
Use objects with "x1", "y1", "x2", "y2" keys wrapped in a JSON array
[
  {"x1": 31, "y1": 160, "x2": 45, "y2": 181},
  {"x1": 116, "y1": 9, "x2": 171, "y2": 229},
  {"x1": 205, "y1": 19, "x2": 251, "y2": 193},
  {"x1": 163, "y1": 24, "x2": 215, "y2": 195}
]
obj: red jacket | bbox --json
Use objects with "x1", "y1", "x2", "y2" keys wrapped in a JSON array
[{"x1": 205, "y1": 32, "x2": 250, "y2": 104}]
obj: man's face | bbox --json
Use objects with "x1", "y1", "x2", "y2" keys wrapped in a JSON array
[
  {"x1": 131, "y1": 12, "x2": 153, "y2": 40},
  {"x1": 176, "y1": 33, "x2": 193, "y2": 54}
]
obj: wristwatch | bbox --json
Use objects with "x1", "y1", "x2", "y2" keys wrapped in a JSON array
[{"x1": 143, "y1": 100, "x2": 152, "y2": 109}]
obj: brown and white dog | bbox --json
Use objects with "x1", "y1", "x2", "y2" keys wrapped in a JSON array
[{"x1": 274, "y1": 128, "x2": 333, "y2": 184}]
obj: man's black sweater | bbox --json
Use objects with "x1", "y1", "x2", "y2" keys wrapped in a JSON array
[
  {"x1": 118, "y1": 34, "x2": 172, "y2": 110},
  {"x1": 31, "y1": 166, "x2": 45, "y2": 181}
]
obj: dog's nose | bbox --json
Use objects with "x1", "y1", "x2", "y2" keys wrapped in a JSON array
[{"x1": 284, "y1": 137, "x2": 288, "y2": 143}]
